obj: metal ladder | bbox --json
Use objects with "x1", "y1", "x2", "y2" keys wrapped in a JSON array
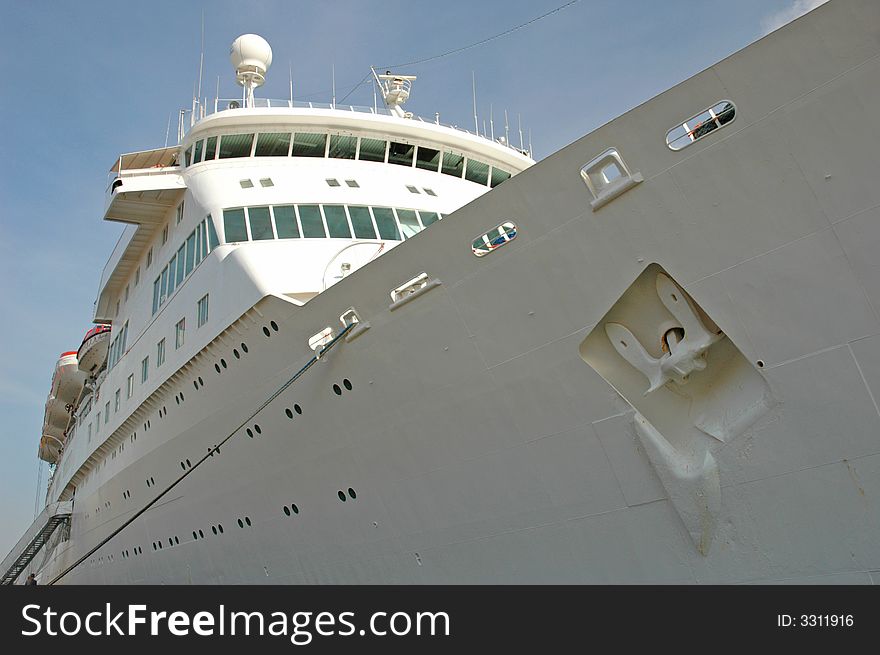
[{"x1": 1, "y1": 501, "x2": 72, "y2": 585}]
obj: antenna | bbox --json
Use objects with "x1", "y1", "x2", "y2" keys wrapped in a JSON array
[
  {"x1": 332, "y1": 63, "x2": 336, "y2": 108},
  {"x1": 177, "y1": 108, "x2": 186, "y2": 144},
  {"x1": 504, "y1": 109, "x2": 510, "y2": 145},
  {"x1": 289, "y1": 61, "x2": 293, "y2": 106},
  {"x1": 214, "y1": 75, "x2": 220, "y2": 113},
  {"x1": 490, "y1": 104, "x2": 495, "y2": 141},
  {"x1": 528, "y1": 128, "x2": 533, "y2": 158},
  {"x1": 164, "y1": 111, "x2": 172, "y2": 147},
  {"x1": 518, "y1": 113, "x2": 524, "y2": 151},
  {"x1": 372, "y1": 68, "x2": 416, "y2": 118},
  {"x1": 196, "y1": 11, "x2": 205, "y2": 109},
  {"x1": 472, "y1": 71, "x2": 479, "y2": 135}
]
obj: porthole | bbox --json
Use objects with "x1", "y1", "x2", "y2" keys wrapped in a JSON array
[
  {"x1": 215, "y1": 363, "x2": 221, "y2": 373},
  {"x1": 283, "y1": 506, "x2": 291, "y2": 516},
  {"x1": 221, "y1": 359, "x2": 227, "y2": 368},
  {"x1": 237, "y1": 518, "x2": 244, "y2": 528},
  {"x1": 292, "y1": 504, "x2": 299, "y2": 514},
  {"x1": 333, "y1": 384, "x2": 342, "y2": 396},
  {"x1": 175, "y1": 396, "x2": 180, "y2": 405},
  {"x1": 186, "y1": 458, "x2": 191, "y2": 467},
  {"x1": 348, "y1": 487, "x2": 357, "y2": 499},
  {"x1": 233, "y1": 349, "x2": 240, "y2": 359},
  {"x1": 337, "y1": 490, "x2": 347, "y2": 502},
  {"x1": 294, "y1": 404, "x2": 302, "y2": 415},
  {"x1": 180, "y1": 392, "x2": 185, "y2": 402},
  {"x1": 198, "y1": 376, "x2": 204, "y2": 386},
  {"x1": 198, "y1": 529, "x2": 204, "y2": 539},
  {"x1": 246, "y1": 428, "x2": 253, "y2": 438},
  {"x1": 175, "y1": 536, "x2": 180, "y2": 545},
  {"x1": 180, "y1": 462, "x2": 186, "y2": 471},
  {"x1": 665, "y1": 100, "x2": 736, "y2": 151},
  {"x1": 271, "y1": 320, "x2": 279, "y2": 332},
  {"x1": 254, "y1": 424, "x2": 262, "y2": 434},
  {"x1": 472, "y1": 222, "x2": 517, "y2": 257},
  {"x1": 192, "y1": 531, "x2": 197, "y2": 540},
  {"x1": 218, "y1": 524, "x2": 224, "y2": 534},
  {"x1": 211, "y1": 526, "x2": 217, "y2": 535},
  {"x1": 343, "y1": 378, "x2": 352, "y2": 391},
  {"x1": 168, "y1": 538, "x2": 173, "y2": 547},
  {"x1": 263, "y1": 327, "x2": 271, "y2": 337},
  {"x1": 245, "y1": 517, "x2": 251, "y2": 527},
  {"x1": 193, "y1": 380, "x2": 199, "y2": 390},
  {"x1": 241, "y1": 343, "x2": 249, "y2": 353},
  {"x1": 285, "y1": 408, "x2": 293, "y2": 419}
]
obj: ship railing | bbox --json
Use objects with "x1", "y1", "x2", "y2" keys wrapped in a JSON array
[{"x1": 106, "y1": 165, "x2": 182, "y2": 194}]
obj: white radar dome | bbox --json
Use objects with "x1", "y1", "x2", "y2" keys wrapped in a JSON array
[{"x1": 230, "y1": 34, "x2": 273, "y2": 87}]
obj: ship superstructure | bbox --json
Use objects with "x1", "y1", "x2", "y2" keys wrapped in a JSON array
[{"x1": 4, "y1": 1, "x2": 880, "y2": 584}]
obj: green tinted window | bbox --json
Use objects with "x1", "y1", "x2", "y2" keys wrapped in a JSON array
[
  {"x1": 388, "y1": 141, "x2": 414, "y2": 167},
  {"x1": 419, "y1": 211, "x2": 440, "y2": 227},
  {"x1": 273, "y1": 205, "x2": 299, "y2": 239},
  {"x1": 442, "y1": 151, "x2": 465, "y2": 177},
  {"x1": 348, "y1": 206, "x2": 376, "y2": 239},
  {"x1": 372, "y1": 207, "x2": 400, "y2": 240},
  {"x1": 185, "y1": 232, "x2": 196, "y2": 275},
  {"x1": 255, "y1": 132, "x2": 291, "y2": 157},
  {"x1": 465, "y1": 158, "x2": 490, "y2": 185},
  {"x1": 415, "y1": 146, "x2": 441, "y2": 172},
  {"x1": 323, "y1": 205, "x2": 351, "y2": 238},
  {"x1": 396, "y1": 209, "x2": 421, "y2": 239},
  {"x1": 328, "y1": 135, "x2": 357, "y2": 159},
  {"x1": 193, "y1": 140, "x2": 204, "y2": 164},
  {"x1": 358, "y1": 138, "x2": 386, "y2": 162},
  {"x1": 218, "y1": 133, "x2": 254, "y2": 159},
  {"x1": 207, "y1": 218, "x2": 219, "y2": 249},
  {"x1": 204, "y1": 136, "x2": 218, "y2": 160},
  {"x1": 167, "y1": 255, "x2": 177, "y2": 293},
  {"x1": 223, "y1": 208, "x2": 248, "y2": 242},
  {"x1": 248, "y1": 206, "x2": 274, "y2": 240},
  {"x1": 490, "y1": 167, "x2": 511, "y2": 188},
  {"x1": 176, "y1": 244, "x2": 185, "y2": 280},
  {"x1": 292, "y1": 132, "x2": 327, "y2": 157},
  {"x1": 298, "y1": 205, "x2": 326, "y2": 238},
  {"x1": 185, "y1": 146, "x2": 193, "y2": 167}
]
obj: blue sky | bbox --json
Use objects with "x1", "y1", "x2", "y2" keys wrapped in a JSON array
[{"x1": 0, "y1": 0, "x2": 824, "y2": 559}]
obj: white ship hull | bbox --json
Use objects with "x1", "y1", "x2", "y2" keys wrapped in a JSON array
[{"x1": 14, "y1": 0, "x2": 880, "y2": 584}]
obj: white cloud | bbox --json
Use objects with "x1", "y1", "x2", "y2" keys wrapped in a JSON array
[{"x1": 760, "y1": 0, "x2": 829, "y2": 35}]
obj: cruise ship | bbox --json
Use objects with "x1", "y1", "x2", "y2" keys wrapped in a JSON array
[{"x1": 4, "y1": 0, "x2": 880, "y2": 584}]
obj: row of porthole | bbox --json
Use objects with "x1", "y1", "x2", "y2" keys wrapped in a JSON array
[
  {"x1": 145, "y1": 476, "x2": 156, "y2": 488},
  {"x1": 122, "y1": 489, "x2": 131, "y2": 499},
  {"x1": 179, "y1": 458, "x2": 193, "y2": 470},
  {"x1": 213, "y1": 341, "x2": 250, "y2": 376},
  {"x1": 245, "y1": 424, "x2": 262, "y2": 438},
  {"x1": 262, "y1": 321, "x2": 280, "y2": 338},
  {"x1": 338, "y1": 488, "x2": 357, "y2": 502},
  {"x1": 121, "y1": 546, "x2": 142, "y2": 559},
  {"x1": 284, "y1": 404, "x2": 303, "y2": 419},
  {"x1": 332, "y1": 379, "x2": 353, "y2": 396},
  {"x1": 152, "y1": 535, "x2": 181, "y2": 551},
  {"x1": 236, "y1": 516, "x2": 252, "y2": 528}
]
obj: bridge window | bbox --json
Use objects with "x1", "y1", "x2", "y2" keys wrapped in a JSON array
[
  {"x1": 223, "y1": 208, "x2": 248, "y2": 243},
  {"x1": 247, "y1": 206, "x2": 274, "y2": 240},
  {"x1": 218, "y1": 133, "x2": 254, "y2": 159},
  {"x1": 465, "y1": 158, "x2": 490, "y2": 186},
  {"x1": 273, "y1": 205, "x2": 299, "y2": 239},
  {"x1": 292, "y1": 132, "x2": 327, "y2": 157},
  {"x1": 323, "y1": 205, "x2": 352, "y2": 238},
  {"x1": 299, "y1": 205, "x2": 326, "y2": 238},
  {"x1": 255, "y1": 132, "x2": 291, "y2": 157},
  {"x1": 329, "y1": 135, "x2": 357, "y2": 159},
  {"x1": 666, "y1": 100, "x2": 736, "y2": 151},
  {"x1": 442, "y1": 151, "x2": 465, "y2": 178},
  {"x1": 490, "y1": 167, "x2": 511, "y2": 188},
  {"x1": 193, "y1": 139, "x2": 204, "y2": 164},
  {"x1": 358, "y1": 137, "x2": 386, "y2": 162},
  {"x1": 416, "y1": 146, "x2": 441, "y2": 172},
  {"x1": 349, "y1": 206, "x2": 376, "y2": 239},
  {"x1": 388, "y1": 141, "x2": 415, "y2": 167},
  {"x1": 396, "y1": 209, "x2": 421, "y2": 239},
  {"x1": 372, "y1": 207, "x2": 400, "y2": 241},
  {"x1": 204, "y1": 136, "x2": 218, "y2": 161}
]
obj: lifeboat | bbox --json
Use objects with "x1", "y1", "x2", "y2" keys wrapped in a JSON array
[
  {"x1": 42, "y1": 352, "x2": 85, "y2": 440},
  {"x1": 38, "y1": 434, "x2": 64, "y2": 464},
  {"x1": 77, "y1": 324, "x2": 111, "y2": 374}
]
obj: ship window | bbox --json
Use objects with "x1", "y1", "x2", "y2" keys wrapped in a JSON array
[
  {"x1": 396, "y1": 209, "x2": 421, "y2": 239},
  {"x1": 200, "y1": 220, "x2": 209, "y2": 261},
  {"x1": 159, "y1": 265, "x2": 169, "y2": 305},
  {"x1": 324, "y1": 205, "x2": 352, "y2": 238},
  {"x1": 465, "y1": 158, "x2": 490, "y2": 185},
  {"x1": 176, "y1": 244, "x2": 185, "y2": 282},
  {"x1": 223, "y1": 208, "x2": 248, "y2": 243},
  {"x1": 490, "y1": 167, "x2": 511, "y2": 188},
  {"x1": 472, "y1": 221, "x2": 517, "y2": 257},
  {"x1": 124, "y1": 284, "x2": 129, "y2": 302},
  {"x1": 372, "y1": 207, "x2": 400, "y2": 241},
  {"x1": 406, "y1": 185, "x2": 420, "y2": 194},
  {"x1": 441, "y1": 151, "x2": 465, "y2": 177},
  {"x1": 141, "y1": 356, "x2": 149, "y2": 383},
  {"x1": 348, "y1": 206, "x2": 376, "y2": 239},
  {"x1": 259, "y1": 178, "x2": 274, "y2": 187},
  {"x1": 146, "y1": 247, "x2": 153, "y2": 268},
  {"x1": 326, "y1": 178, "x2": 341, "y2": 187},
  {"x1": 175, "y1": 318, "x2": 185, "y2": 349},
  {"x1": 666, "y1": 100, "x2": 736, "y2": 151},
  {"x1": 193, "y1": 139, "x2": 204, "y2": 164},
  {"x1": 204, "y1": 136, "x2": 217, "y2": 161},
  {"x1": 135, "y1": 267, "x2": 140, "y2": 287},
  {"x1": 161, "y1": 225, "x2": 168, "y2": 245},
  {"x1": 157, "y1": 338, "x2": 165, "y2": 367},
  {"x1": 419, "y1": 211, "x2": 440, "y2": 227},
  {"x1": 423, "y1": 188, "x2": 437, "y2": 196},
  {"x1": 247, "y1": 206, "x2": 274, "y2": 240},
  {"x1": 239, "y1": 179, "x2": 254, "y2": 188},
  {"x1": 127, "y1": 374, "x2": 133, "y2": 399},
  {"x1": 167, "y1": 255, "x2": 177, "y2": 293},
  {"x1": 197, "y1": 294, "x2": 209, "y2": 327},
  {"x1": 152, "y1": 277, "x2": 161, "y2": 315},
  {"x1": 218, "y1": 133, "x2": 254, "y2": 159},
  {"x1": 298, "y1": 205, "x2": 326, "y2": 238},
  {"x1": 176, "y1": 201, "x2": 185, "y2": 225},
  {"x1": 185, "y1": 146, "x2": 193, "y2": 167},
  {"x1": 207, "y1": 217, "x2": 220, "y2": 249},
  {"x1": 114, "y1": 389, "x2": 120, "y2": 412},
  {"x1": 185, "y1": 231, "x2": 196, "y2": 275},
  {"x1": 273, "y1": 205, "x2": 300, "y2": 239},
  {"x1": 329, "y1": 134, "x2": 357, "y2": 159},
  {"x1": 292, "y1": 132, "x2": 327, "y2": 157},
  {"x1": 357, "y1": 137, "x2": 386, "y2": 162},
  {"x1": 345, "y1": 179, "x2": 359, "y2": 188},
  {"x1": 415, "y1": 146, "x2": 441, "y2": 172},
  {"x1": 255, "y1": 132, "x2": 291, "y2": 157},
  {"x1": 388, "y1": 141, "x2": 415, "y2": 167}
]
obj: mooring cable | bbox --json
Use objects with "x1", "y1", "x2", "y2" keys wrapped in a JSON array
[{"x1": 47, "y1": 322, "x2": 354, "y2": 585}]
